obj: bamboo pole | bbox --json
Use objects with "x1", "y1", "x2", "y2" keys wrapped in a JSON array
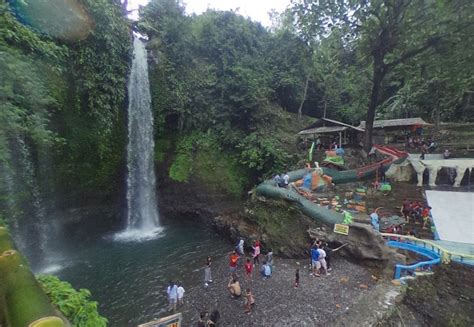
[{"x1": 0, "y1": 227, "x2": 66, "y2": 327}]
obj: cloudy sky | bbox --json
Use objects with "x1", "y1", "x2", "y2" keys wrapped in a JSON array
[{"x1": 127, "y1": 0, "x2": 291, "y2": 27}]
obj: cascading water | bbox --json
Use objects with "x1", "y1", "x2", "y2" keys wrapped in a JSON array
[
  {"x1": 115, "y1": 35, "x2": 163, "y2": 241},
  {"x1": 0, "y1": 136, "x2": 61, "y2": 272}
]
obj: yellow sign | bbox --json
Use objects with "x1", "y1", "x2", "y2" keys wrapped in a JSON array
[
  {"x1": 334, "y1": 224, "x2": 349, "y2": 235},
  {"x1": 138, "y1": 313, "x2": 182, "y2": 327}
]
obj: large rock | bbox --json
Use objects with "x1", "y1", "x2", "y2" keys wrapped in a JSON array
[{"x1": 308, "y1": 223, "x2": 396, "y2": 268}]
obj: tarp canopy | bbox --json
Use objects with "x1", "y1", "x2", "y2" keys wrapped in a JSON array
[{"x1": 426, "y1": 190, "x2": 474, "y2": 244}]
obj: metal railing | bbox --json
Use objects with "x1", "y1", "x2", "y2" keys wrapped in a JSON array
[
  {"x1": 386, "y1": 240, "x2": 441, "y2": 279},
  {"x1": 381, "y1": 233, "x2": 474, "y2": 264}
]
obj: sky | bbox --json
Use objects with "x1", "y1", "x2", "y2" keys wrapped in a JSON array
[{"x1": 127, "y1": 0, "x2": 291, "y2": 27}]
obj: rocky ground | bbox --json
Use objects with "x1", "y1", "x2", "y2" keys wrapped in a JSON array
[
  {"x1": 174, "y1": 254, "x2": 380, "y2": 326},
  {"x1": 381, "y1": 263, "x2": 474, "y2": 327}
]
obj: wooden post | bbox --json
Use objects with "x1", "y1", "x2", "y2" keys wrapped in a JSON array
[{"x1": 339, "y1": 131, "x2": 342, "y2": 148}]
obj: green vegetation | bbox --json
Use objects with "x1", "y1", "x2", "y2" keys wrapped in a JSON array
[
  {"x1": 247, "y1": 198, "x2": 316, "y2": 256},
  {"x1": 168, "y1": 132, "x2": 249, "y2": 195},
  {"x1": 38, "y1": 275, "x2": 107, "y2": 327},
  {"x1": 0, "y1": 0, "x2": 130, "y2": 211},
  {"x1": 292, "y1": 0, "x2": 474, "y2": 149},
  {"x1": 2, "y1": 0, "x2": 471, "y2": 210}
]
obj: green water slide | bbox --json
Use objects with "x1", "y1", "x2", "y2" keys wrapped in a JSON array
[
  {"x1": 256, "y1": 169, "x2": 345, "y2": 225},
  {"x1": 256, "y1": 146, "x2": 408, "y2": 226},
  {"x1": 0, "y1": 227, "x2": 67, "y2": 327}
]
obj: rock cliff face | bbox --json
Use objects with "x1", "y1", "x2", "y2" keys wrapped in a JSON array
[{"x1": 156, "y1": 153, "x2": 318, "y2": 257}]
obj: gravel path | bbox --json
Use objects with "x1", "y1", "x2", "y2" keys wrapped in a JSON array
[{"x1": 171, "y1": 254, "x2": 376, "y2": 326}]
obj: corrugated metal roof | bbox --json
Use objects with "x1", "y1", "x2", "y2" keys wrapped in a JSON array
[
  {"x1": 358, "y1": 117, "x2": 433, "y2": 129},
  {"x1": 298, "y1": 126, "x2": 348, "y2": 135}
]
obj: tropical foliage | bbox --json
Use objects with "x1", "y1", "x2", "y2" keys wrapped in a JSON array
[
  {"x1": 1, "y1": 0, "x2": 473, "y2": 204},
  {"x1": 38, "y1": 274, "x2": 107, "y2": 327}
]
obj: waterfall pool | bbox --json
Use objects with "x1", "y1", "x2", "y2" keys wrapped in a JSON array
[{"x1": 54, "y1": 221, "x2": 231, "y2": 326}]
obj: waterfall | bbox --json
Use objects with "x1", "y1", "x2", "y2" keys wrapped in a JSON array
[
  {"x1": 115, "y1": 36, "x2": 163, "y2": 241},
  {"x1": 1, "y1": 136, "x2": 61, "y2": 272}
]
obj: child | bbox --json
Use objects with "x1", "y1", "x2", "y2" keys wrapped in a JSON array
[
  {"x1": 177, "y1": 282, "x2": 185, "y2": 306},
  {"x1": 244, "y1": 288, "x2": 255, "y2": 314},
  {"x1": 244, "y1": 258, "x2": 253, "y2": 281},
  {"x1": 294, "y1": 268, "x2": 300, "y2": 288}
]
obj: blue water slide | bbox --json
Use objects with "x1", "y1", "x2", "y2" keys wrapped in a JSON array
[{"x1": 387, "y1": 240, "x2": 441, "y2": 279}]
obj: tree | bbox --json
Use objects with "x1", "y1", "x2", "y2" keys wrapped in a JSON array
[{"x1": 292, "y1": 0, "x2": 474, "y2": 150}]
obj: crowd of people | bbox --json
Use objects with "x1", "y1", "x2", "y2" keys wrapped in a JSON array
[
  {"x1": 166, "y1": 281, "x2": 185, "y2": 312},
  {"x1": 310, "y1": 240, "x2": 332, "y2": 277},
  {"x1": 406, "y1": 136, "x2": 438, "y2": 159},
  {"x1": 164, "y1": 236, "x2": 334, "y2": 325},
  {"x1": 401, "y1": 199, "x2": 432, "y2": 229}
]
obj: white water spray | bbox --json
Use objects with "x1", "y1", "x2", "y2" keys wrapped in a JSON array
[{"x1": 115, "y1": 36, "x2": 163, "y2": 241}]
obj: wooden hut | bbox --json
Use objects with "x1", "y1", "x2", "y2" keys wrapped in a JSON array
[
  {"x1": 298, "y1": 118, "x2": 364, "y2": 148},
  {"x1": 358, "y1": 117, "x2": 433, "y2": 144}
]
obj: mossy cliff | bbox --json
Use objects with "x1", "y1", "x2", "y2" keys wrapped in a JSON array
[{"x1": 154, "y1": 114, "x2": 316, "y2": 256}]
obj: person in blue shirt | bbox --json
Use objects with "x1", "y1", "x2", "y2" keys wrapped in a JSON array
[
  {"x1": 311, "y1": 246, "x2": 320, "y2": 276},
  {"x1": 370, "y1": 208, "x2": 380, "y2": 232},
  {"x1": 260, "y1": 261, "x2": 272, "y2": 279}
]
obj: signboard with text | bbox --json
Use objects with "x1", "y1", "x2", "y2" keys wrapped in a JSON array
[{"x1": 334, "y1": 224, "x2": 350, "y2": 235}]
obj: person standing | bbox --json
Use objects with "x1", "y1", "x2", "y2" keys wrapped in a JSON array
[
  {"x1": 166, "y1": 281, "x2": 178, "y2": 311},
  {"x1": 260, "y1": 261, "x2": 272, "y2": 279},
  {"x1": 294, "y1": 268, "x2": 300, "y2": 288},
  {"x1": 317, "y1": 244, "x2": 328, "y2": 276},
  {"x1": 252, "y1": 240, "x2": 261, "y2": 265},
  {"x1": 323, "y1": 242, "x2": 333, "y2": 272},
  {"x1": 370, "y1": 208, "x2": 380, "y2": 232},
  {"x1": 177, "y1": 282, "x2": 185, "y2": 306},
  {"x1": 236, "y1": 239, "x2": 245, "y2": 256},
  {"x1": 316, "y1": 136, "x2": 322, "y2": 150},
  {"x1": 204, "y1": 257, "x2": 213, "y2": 287},
  {"x1": 422, "y1": 206, "x2": 432, "y2": 229},
  {"x1": 266, "y1": 248, "x2": 273, "y2": 272},
  {"x1": 401, "y1": 199, "x2": 412, "y2": 223},
  {"x1": 244, "y1": 258, "x2": 253, "y2": 281},
  {"x1": 229, "y1": 250, "x2": 239, "y2": 275},
  {"x1": 311, "y1": 245, "x2": 320, "y2": 277}
]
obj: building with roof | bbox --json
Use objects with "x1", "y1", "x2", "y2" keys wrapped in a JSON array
[
  {"x1": 358, "y1": 117, "x2": 433, "y2": 144},
  {"x1": 297, "y1": 118, "x2": 364, "y2": 147},
  {"x1": 298, "y1": 117, "x2": 434, "y2": 148}
]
